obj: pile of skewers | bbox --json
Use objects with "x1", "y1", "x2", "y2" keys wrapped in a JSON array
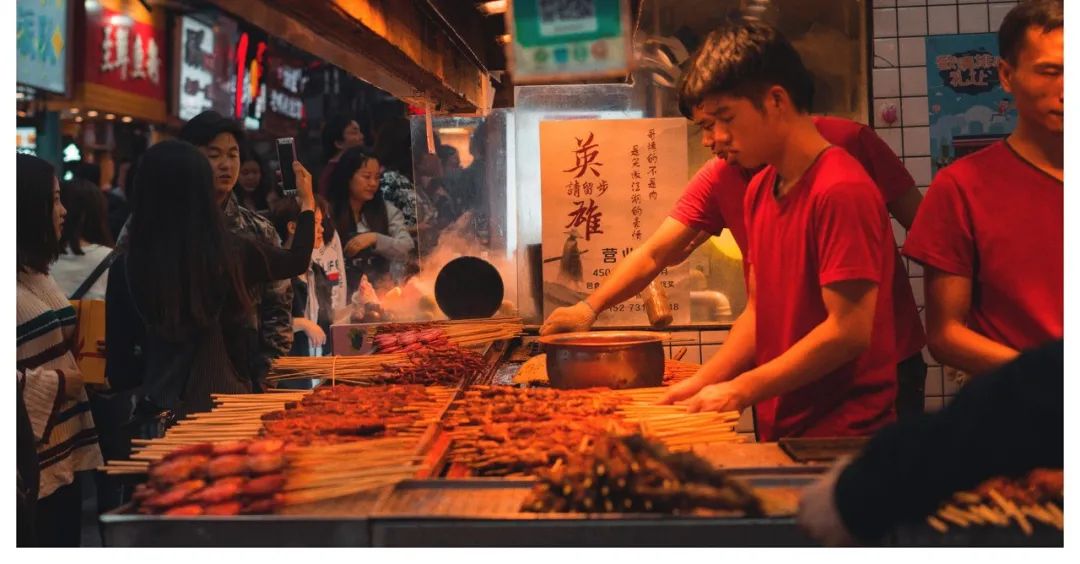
[
  {"x1": 268, "y1": 343, "x2": 486, "y2": 386},
  {"x1": 522, "y1": 433, "x2": 763, "y2": 515},
  {"x1": 926, "y1": 469, "x2": 1064, "y2": 535},
  {"x1": 131, "y1": 436, "x2": 427, "y2": 515},
  {"x1": 443, "y1": 386, "x2": 742, "y2": 477},
  {"x1": 101, "y1": 386, "x2": 454, "y2": 474}
]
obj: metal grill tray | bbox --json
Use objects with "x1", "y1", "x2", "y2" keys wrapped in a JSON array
[
  {"x1": 100, "y1": 487, "x2": 386, "y2": 547},
  {"x1": 368, "y1": 476, "x2": 814, "y2": 546}
]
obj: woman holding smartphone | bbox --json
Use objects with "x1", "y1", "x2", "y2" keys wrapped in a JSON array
[{"x1": 105, "y1": 140, "x2": 318, "y2": 415}]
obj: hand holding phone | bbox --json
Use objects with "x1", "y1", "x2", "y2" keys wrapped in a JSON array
[{"x1": 276, "y1": 137, "x2": 298, "y2": 196}]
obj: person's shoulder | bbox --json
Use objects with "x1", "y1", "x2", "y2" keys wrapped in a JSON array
[
  {"x1": 935, "y1": 141, "x2": 1007, "y2": 181},
  {"x1": 813, "y1": 115, "x2": 866, "y2": 146},
  {"x1": 810, "y1": 149, "x2": 881, "y2": 198},
  {"x1": 237, "y1": 204, "x2": 277, "y2": 235}
]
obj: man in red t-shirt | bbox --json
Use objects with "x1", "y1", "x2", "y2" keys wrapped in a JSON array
[
  {"x1": 903, "y1": 0, "x2": 1062, "y2": 377},
  {"x1": 543, "y1": 114, "x2": 928, "y2": 419},
  {"x1": 644, "y1": 19, "x2": 897, "y2": 440}
]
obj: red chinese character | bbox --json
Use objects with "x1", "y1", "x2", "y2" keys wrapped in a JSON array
[
  {"x1": 563, "y1": 132, "x2": 604, "y2": 178},
  {"x1": 565, "y1": 199, "x2": 604, "y2": 241}
]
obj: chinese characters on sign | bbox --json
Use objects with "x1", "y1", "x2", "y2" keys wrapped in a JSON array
[
  {"x1": 85, "y1": 6, "x2": 167, "y2": 101},
  {"x1": 934, "y1": 52, "x2": 998, "y2": 93},
  {"x1": 16, "y1": 0, "x2": 68, "y2": 94},
  {"x1": 540, "y1": 118, "x2": 690, "y2": 326}
]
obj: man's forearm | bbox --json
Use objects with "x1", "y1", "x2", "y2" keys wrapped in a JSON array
[
  {"x1": 930, "y1": 323, "x2": 1020, "y2": 376},
  {"x1": 734, "y1": 317, "x2": 866, "y2": 405},
  {"x1": 584, "y1": 248, "x2": 670, "y2": 314}
]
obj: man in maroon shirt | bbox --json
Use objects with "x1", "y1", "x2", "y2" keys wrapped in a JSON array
[
  {"x1": 657, "y1": 17, "x2": 900, "y2": 441},
  {"x1": 542, "y1": 80, "x2": 927, "y2": 421},
  {"x1": 903, "y1": 0, "x2": 1062, "y2": 378}
]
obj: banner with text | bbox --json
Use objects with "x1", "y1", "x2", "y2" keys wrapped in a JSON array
[{"x1": 540, "y1": 118, "x2": 689, "y2": 326}]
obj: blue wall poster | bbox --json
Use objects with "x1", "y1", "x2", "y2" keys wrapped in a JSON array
[
  {"x1": 926, "y1": 33, "x2": 1017, "y2": 175},
  {"x1": 16, "y1": 0, "x2": 69, "y2": 95}
]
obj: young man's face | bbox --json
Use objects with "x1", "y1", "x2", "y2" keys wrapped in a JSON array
[
  {"x1": 201, "y1": 132, "x2": 241, "y2": 203},
  {"x1": 692, "y1": 92, "x2": 779, "y2": 170},
  {"x1": 1000, "y1": 26, "x2": 1064, "y2": 135}
]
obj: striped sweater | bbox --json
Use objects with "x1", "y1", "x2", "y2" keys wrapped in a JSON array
[{"x1": 16, "y1": 270, "x2": 103, "y2": 498}]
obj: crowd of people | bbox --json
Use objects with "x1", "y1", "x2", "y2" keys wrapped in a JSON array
[{"x1": 14, "y1": 104, "x2": 485, "y2": 545}]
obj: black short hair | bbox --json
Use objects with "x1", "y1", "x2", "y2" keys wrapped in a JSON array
[
  {"x1": 998, "y1": 0, "x2": 1063, "y2": 65},
  {"x1": 16, "y1": 154, "x2": 60, "y2": 273},
  {"x1": 321, "y1": 115, "x2": 356, "y2": 160},
  {"x1": 179, "y1": 110, "x2": 245, "y2": 149},
  {"x1": 678, "y1": 18, "x2": 814, "y2": 118}
]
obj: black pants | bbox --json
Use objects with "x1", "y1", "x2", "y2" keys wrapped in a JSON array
[
  {"x1": 896, "y1": 352, "x2": 928, "y2": 420},
  {"x1": 89, "y1": 391, "x2": 134, "y2": 543},
  {"x1": 32, "y1": 478, "x2": 83, "y2": 547}
]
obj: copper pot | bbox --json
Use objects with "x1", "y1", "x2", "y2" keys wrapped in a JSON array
[{"x1": 538, "y1": 331, "x2": 665, "y2": 390}]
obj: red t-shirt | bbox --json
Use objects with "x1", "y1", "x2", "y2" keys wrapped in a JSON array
[
  {"x1": 670, "y1": 116, "x2": 925, "y2": 360},
  {"x1": 745, "y1": 147, "x2": 898, "y2": 441},
  {"x1": 902, "y1": 141, "x2": 1063, "y2": 352}
]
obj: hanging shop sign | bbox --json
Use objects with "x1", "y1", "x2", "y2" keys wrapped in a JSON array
[
  {"x1": 926, "y1": 33, "x2": 1017, "y2": 175},
  {"x1": 506, "y1": 0, "x2": 632, "y2": 84},
  {"x1": 261, "y1": 39, "x2": 310, "y2": 135},
  {"x1": 84, "y1": 4, "x2": 166, "y2": 100},
  {"x1": 16, "y1": 0, "x2": 70, "y2": 94},
  {"x1": 175, "y1": 14, "x2": 236, "y2": 121},
  {"x1": 234, "y1": 28, "x2": 268, "y2": 131},
  {"x1": 539, "y1": 118, "x2": 690, "y2": 326}
]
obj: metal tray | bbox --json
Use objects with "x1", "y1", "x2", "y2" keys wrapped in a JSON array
[{"x1": 100, "y1": 487, "x2": 387, "y2": 547}]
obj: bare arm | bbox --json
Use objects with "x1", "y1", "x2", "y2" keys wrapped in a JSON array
[
  {"x1": 584, "y1": 217, "x2": 703, "y2": 312},
  {"x1": 659, "y1": 266, "x2": 758, "y2": 404},
  {"x1": 886, "y1": 186, "x2": 923, "y2": 230},
  {"x1": 681, "y1": 279, "x2": 879, "y2": 413},
  {"x1": 924, "y1": 267, "x2": 1019, "y2": 375},
  {"x1": 540, "y1": 217, "x2": 702, "y2": 335}
]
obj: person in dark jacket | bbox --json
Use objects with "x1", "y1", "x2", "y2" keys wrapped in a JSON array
[
  {"x1": 105, "y1": 140, "x2": 317, "y2": 416},
  {"x1": 797, "y1": 340, "x2": 1063, "y2": 545}
]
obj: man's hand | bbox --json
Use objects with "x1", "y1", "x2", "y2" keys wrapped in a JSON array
[
  {"x1": 797, "y1": 455, "x2": 858, "y2": 546},
  {"x1": 539, "y1": 301, "x2": 597, "y2": 336},
  {"x1": 679, "y1": 380, "x2": 750, "y2": 413},
  {"x1": 344, "y1": 233, "x2": 378, "y2": 257},
  {"x1": 656, "y1": 374, "x2": 710, "y2": 405},
  {"x1": 304, "y1": 320, "x2": 327, "y2": 348}
]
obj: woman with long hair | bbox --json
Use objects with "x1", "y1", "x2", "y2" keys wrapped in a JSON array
[
  {"x1": 327, "y1": 146, "x2": 414, "y2": 297},
  {"x1": 16, "y1": 154, "x2": 103, "y2": 546},
  {"x1": 235, "y1": 148, "x2": 274, "y2": 214},
  {"x1": 105, "y1": 140, "x2": 317, "y2": 414},
  {"x1": 52, "y1": 177, "x2": 115, "y2": 300}
]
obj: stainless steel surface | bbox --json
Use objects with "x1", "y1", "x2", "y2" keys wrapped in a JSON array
[{"x1": 538, "y1": 331, "x2": 665, "y2": 389}]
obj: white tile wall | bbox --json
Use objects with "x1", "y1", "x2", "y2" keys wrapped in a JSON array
[
  {"x1": 958, "y1": 3, "x2": 991, "y2": 33},
  {"x1": 874, "y1": 98, "x2": 902, "y2": 128},
  {"x1": 927, "y1": 5, "x2": 959, "y2": 35},
  {"x1": 874, "y1": 8, "x2": 899, "y2": 38},
  {"x1": 873, "y1": 68, "x2": 901, "y2": 97},
  {"x1": 874, "y1": 38, "x2": 900, "y2": 67},
  {"x1": 877, "y1": 127, "x2": 904, "y2": 155},
  {"x1": 898, "y1": 37, "x2": 927, "y2": 66},
  {"x1": 902, "y1": 126, "x2": 931, "y2": 156},
  {"x1": 897, "y1": 6, "x2": 929, "y2": 36}
]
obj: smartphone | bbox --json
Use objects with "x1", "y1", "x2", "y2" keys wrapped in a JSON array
[{"x1": 275, "y1": 137, "x2": 298, "y2": 196}]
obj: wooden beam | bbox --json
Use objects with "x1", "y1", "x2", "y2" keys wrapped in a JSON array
[{"x1": 206, "y1": 0, "x2": 490, "y2": 112}]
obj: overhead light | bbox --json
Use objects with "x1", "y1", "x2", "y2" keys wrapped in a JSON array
[
  {"x1": 69, "y1": 107, "x2": 80, "y2": 114},
  {"x1": 438, "y1": 127, "x2": 471, "y2": 135},
  {"x1": 121, "y1": 116, "x2": 133, "y2": 123},
  {"x1": 496, "y1": 34, "x2": 512, "y2": 46},
  {"x1": 477, "y1": 1, "x2": 507, "y2": 15},
  {"x1": 16, "y1": 92, "x2": 25, "y2": 100},
  {"x1": 17, "y1": 111, "x2": 27, "y2": 118},
  {"x1": 105, "y1": 113, "x2": 116, "y2": 120},
  {"x1": 75, "y1": 116, "x2": 84, "y2": 123},
  {"x1": 87, "y1": 110, "x2": 99, "y2": 117}
]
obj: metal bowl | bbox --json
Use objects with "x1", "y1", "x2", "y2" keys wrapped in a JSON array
[{"x1": 538, "y1": 331, "x2": 665, "y2": 390}]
